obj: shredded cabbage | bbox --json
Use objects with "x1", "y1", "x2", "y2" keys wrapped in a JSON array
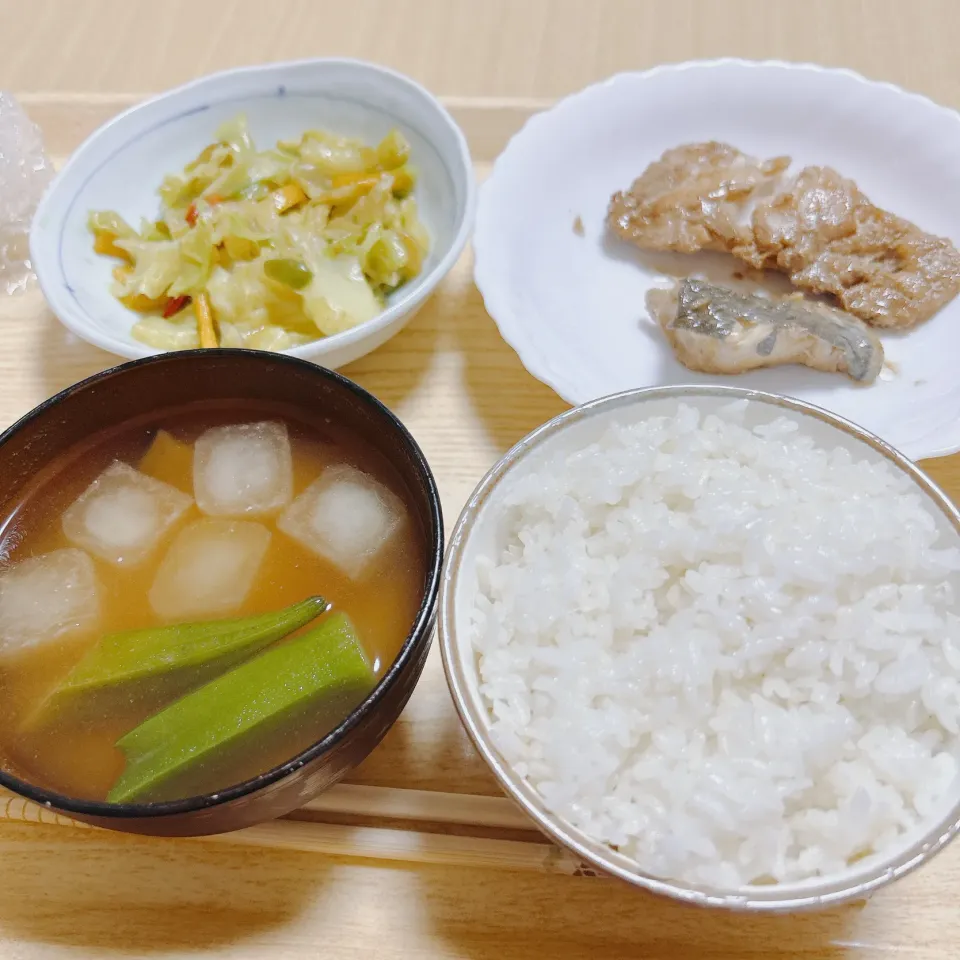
[{"x1": 89, "y1": 114, "x2": 430, "y2": 352}]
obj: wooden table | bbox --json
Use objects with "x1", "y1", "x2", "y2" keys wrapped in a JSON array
[{"x1": 3, "y1": 2, "x2": 960, "y2": 956}]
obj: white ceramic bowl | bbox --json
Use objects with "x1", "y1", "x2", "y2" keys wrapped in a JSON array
[
  {"x1": 473, "y1": 59, "x2": 960, "y2": 460},
  {"x1": 440, "y1": 385, "x2": 960, "y2": 912},
  {"x1": 31, "y1": 58, "x2": 475, "y2": 368}
]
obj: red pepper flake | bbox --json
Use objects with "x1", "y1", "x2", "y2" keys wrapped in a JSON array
[
  {"x1": 185, "y1": 203, "x2": 198, "y2": 227},
  {"x1": 162, "y1": 295, "x2": 191, "y2": 318},
  {"x1": 206, "y1": 193, "x2": 224, "y2": 205}
]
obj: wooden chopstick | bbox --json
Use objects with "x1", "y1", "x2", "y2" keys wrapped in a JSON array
[
  {"x1": 0, "y1": 783, "x2": 533, "y2": 831},
  {"x1": 217, "y1": 819, "x2": 586, "y2": 874},
  {"x1": 300, "y1": 784, "x2": 534, "y2": 830},
  {"x1": 0, "y1": 788, "x2": 593, "y2": 877}
]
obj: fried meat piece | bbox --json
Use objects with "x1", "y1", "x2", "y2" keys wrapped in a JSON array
[{"x1": 609, "y1": 145, "x2": 960, "y2": 329}]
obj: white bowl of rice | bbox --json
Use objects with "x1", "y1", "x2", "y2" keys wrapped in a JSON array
[{"x1": 439, "y1": 385, "x2": 960, "y2": 911}]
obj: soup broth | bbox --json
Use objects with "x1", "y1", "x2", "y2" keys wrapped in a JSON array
[{"x1": 0, "y1": 399, "x2": 427, "y2": 803}]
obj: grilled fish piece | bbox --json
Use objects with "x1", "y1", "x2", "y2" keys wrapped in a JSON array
[
  {"x1": 647, "y1": 278, "x2": 884, "y2": 383},
  {"x1": 610, "y1": 143, "x2": 960, "y2": 330}
]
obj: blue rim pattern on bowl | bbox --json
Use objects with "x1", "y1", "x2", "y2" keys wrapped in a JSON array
[{"x1": 33, "y1": 58, "x2": 477, "y2": 364}]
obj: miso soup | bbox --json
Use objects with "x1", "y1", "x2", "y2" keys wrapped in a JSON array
[{"x1": 0, "y1": 400, "x2": 427, "y2": 803}]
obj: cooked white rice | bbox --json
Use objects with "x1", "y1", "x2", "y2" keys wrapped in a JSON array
[{"x1": 470, "y1": 401, "x2": 960, "y2": 889}]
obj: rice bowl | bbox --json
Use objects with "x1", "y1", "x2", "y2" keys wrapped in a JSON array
[{"x1": 440, "y1": 386, "x2": 960, "y2": 910}]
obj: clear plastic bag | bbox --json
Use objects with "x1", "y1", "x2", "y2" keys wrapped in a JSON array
[{"x1": 0, "y1": 92, "x2": 53, "y2": 295}]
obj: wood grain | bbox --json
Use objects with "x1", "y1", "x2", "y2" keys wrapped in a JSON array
[
  {"x1": 0, "y1": 817, "x2": 957, "y2": 959},
  {"x1": 3, "y1": 2, "x2": 960, "y2": 954},
  {"x1": 3, "y1": 0, "x2": 960, "y2": 110}
]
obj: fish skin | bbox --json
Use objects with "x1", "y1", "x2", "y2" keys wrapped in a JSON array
[{"x1": 648, "y1": 278, "x2": 884, "y2": 384}]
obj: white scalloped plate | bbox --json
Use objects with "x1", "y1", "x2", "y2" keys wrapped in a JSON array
[{"x1": 473, "y1": 60, "x2": 960, "y2": 460}]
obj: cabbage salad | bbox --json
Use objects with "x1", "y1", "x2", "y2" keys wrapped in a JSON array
[{"x1": 89, "y1": 116, "x2": 430, "y2": 352}]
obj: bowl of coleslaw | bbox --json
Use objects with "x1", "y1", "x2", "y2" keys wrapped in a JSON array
[{"x1": 31, "y1": 58, "x2": 475, "y2": 367}]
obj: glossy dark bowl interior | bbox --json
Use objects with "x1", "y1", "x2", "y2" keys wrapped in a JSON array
[{"x1": 0, "y1": 350, "x2": 443, "y2": 836}]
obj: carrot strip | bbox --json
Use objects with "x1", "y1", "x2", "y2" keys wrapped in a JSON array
[
  {"x1": 119, "y1": 293, "x2": 166, "y2": 313},
  {"x1": 271, "y1": 183, "x2": 307, "y2": 213},
  {"x1": 93, "y1": 230, "x2": 133, "y2": 262},
  {"x1": 163, "y1": 295, "x2": 191, "y2": 318},
  {"x1": 193, "y1": 292, "x2": 218, "y2": 348},
  {"x1": 330, "y1": 172, "x2": 380, "y2": 190}
]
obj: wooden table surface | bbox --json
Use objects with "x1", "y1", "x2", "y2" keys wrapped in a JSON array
[{"x1": 3, "y1": 2, "x2": 960, "y2": 957}]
